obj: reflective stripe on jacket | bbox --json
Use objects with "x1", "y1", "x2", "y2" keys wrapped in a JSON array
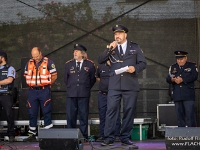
[{"x1": 25, "y1": 57, "x2": 51, "y2": 86}]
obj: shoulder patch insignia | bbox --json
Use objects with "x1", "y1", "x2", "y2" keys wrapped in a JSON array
[
  {"x1": 51, "y1": 64, "x2": 55, "y2": 68},
  {"x1": 11, "y1": 70, "x2": 15, "y2": 75}
]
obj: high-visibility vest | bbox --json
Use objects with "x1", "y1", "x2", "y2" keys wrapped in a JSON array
[{"x1": 25, "y1": 57, "x2": 51, "y2": 87}]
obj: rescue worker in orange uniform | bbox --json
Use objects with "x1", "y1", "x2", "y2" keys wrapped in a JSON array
[{"x1": 23, "y1": 47, "x2": 57, "y2": 142}]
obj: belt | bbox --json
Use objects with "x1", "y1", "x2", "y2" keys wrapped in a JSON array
[
  {"x1": 30, "y1": 85, "x2": 50, "y2": 90},
  {"x1": 99, "y1": 91, "x2": 108, "y2": 95}
]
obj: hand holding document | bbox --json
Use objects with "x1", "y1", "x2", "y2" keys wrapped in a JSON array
[{"x1": 115, "y1": 66, "x2": 129, "y2": 75}]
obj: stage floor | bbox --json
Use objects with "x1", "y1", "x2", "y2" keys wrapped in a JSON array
[{"x1": 0, "y1": 139, "x2": 166, "y2": 150}]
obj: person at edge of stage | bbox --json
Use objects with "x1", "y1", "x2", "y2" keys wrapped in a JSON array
[
  {"x1": 98, "y1": 24, "x2": 146, "y2": 149},
  {"x1": 166, "y1": 50, "x2": 198, "y2": 127},
  {"x1": 0, "y1": 50, "x2": 16, "y2": 142},
  {"x1": 96, "y1": 60, "x2": 121, "y2": 142},
  {"x1": 64, "y1": 43, "x2": 96, "y2": 141},
  {"x1": 23, "y1": 47, "x2": 57, "y2": 142}
]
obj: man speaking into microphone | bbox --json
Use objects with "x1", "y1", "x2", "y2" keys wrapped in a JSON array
[{"x1": 98, "y1": 24, "x2": 146, "y2": 148}]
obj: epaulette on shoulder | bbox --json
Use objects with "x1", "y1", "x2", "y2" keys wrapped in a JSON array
[
  {"x1": 130, "y1": 41, "x2": 138, "y2": 45},
  {"x1": 87, "y1": 59, "x2": 94, "y2": 63},
  {"x1": 188, "y1": 61, "x2": 196, "y2": 64},
  {"x1": 65, "y1": 59, "x2": 73, "y2": 64},
  {"x1": 87, "y1": 59, "x2": 96, "y2": 66},
  {"x1": 171, "y1": 63, "x2": 176, "y2": 66},
  {"x1": 4, "y1": 64, "x2": 10, "y2": 69}
]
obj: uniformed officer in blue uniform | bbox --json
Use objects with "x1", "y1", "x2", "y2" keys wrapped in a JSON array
[
  {"x1": 0, "y1": 51, "x2": 16, "y2": 142},
  {"x1": 64, "y1": 44, "x2": 96, "y2": 140},
  {"x1": 98, "y1": 25, "x2": 146, "y2": 148},
  {"x1": 166, "y1": 51, "x2": 198, "y2": 127},
  {"x1": 96, "y1": 60, "x2": 121, "y2": 141}
]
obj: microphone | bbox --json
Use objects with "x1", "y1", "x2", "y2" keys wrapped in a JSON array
[{"x1": 107, "y1": 41, "x2": 117, "y2": 50}]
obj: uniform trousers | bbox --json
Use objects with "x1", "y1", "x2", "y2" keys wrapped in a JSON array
[
  {"x1": 174, "y1": 100, "x2": 196, "y2": 127},
  {"x1": 66, "y1": 97, "x2": 89, "y2": 139},
  {"x1": 98, "y1": 92, "x2": 121, "y2": 138},
  {"x1": 104, "y1": 90, "x2": 138, "y2": 142},
  {"x1": 27, "y1": 86, "x2": 52, "y2": 133},
  {"x1": 0, "y1": 94, "x2": 15, "y2": 137}
]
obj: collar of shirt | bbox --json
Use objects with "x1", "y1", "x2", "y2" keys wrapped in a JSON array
[
  {"x1": 118, "y1": 40, "x2": 127, "y2": 54},
  {"x1": 76, "y1": 59, "x2": 83, "y2": 68},
  {"x1": 0, "y1": 66, "x2": 5, "y2": 69},
  {"x1": 0, "y1": 63, "x2": 7, "y2": 69}
]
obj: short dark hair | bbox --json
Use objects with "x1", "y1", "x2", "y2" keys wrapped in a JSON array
[{"x1": 0, "y1": 51, "x2": 7, "y2": 61}]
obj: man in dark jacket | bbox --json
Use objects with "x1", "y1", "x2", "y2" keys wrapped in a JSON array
[
  {"x1": 96, "y1": 60, "x2": 121, "y2": 141},
  {"x1": 64, "y1": 44, "x2": 96, "y2": 140},
  {"x1": 98, "y1": 24, "x2": 146, "y2": 148},
  {"x1": 166, "y1": 51, "x2": 198, "y2": 127}
]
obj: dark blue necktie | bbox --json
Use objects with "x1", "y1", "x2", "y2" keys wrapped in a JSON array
[
  {"x1": 77, "y1": 62, "x2": 81, "y2": 72},
  {"x1": 119, "y1": 45, "x2": 124, "y2": 57}
]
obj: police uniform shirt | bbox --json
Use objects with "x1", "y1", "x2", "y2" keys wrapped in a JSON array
[
  {"x1": 24, "y1": 57, "x2": 57, "y2": 75},
  {"x1": 96, "y1": 63, "x2": 110, "y2": 93},
  {"x1": 0, "y1": 65, "x2": 15, "y2": 92}
]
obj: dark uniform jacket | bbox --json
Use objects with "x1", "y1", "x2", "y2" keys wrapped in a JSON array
[
  {"x1": 98, "y1": 41, "x2": 146, "y2": 91},
  {"x1": 96, "y1": 63, "x2": 110, "y2": 93},
  {"x1": 64, "y1": 59, "x2": 96, "y2": 97},
  {"x1": 166, "y1": 61, "x2": 198, "y2": 101}
]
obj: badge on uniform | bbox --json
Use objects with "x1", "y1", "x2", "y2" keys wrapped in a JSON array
[
  {"x1": 129, "y1": 50, "x2": 136, "y2": 54},
  {"x1": 184, "y1": 68, "x2": 191, "y2": 72},
  {"x1": 70, "y1": 66, "x2": 75, "y2": 73},
  {"x1": 84, "y1": 67, "x2": 89, "y2": 72},
  {"x1": 51, "y1": 64, "x2": 55, "y2": 68},
  {"x1": 11, "y1": 70, "x2": 15, "y2": 75},
  {"x1": 172, "y1": 68, "x2": 177, "y2": 74}
]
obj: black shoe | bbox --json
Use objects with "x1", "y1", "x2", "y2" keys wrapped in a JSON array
[
  {"x1": 23, "y1": 134, "x2": 37, "y2": 142},
  {"x1": 96, "y1": 137, "x2": 105, "y2": 142},
  {"x1": 121, "y1": 140, "x2": 138, "y2": 149},
  {"x1": 9, "y1": 136, "x2": 15, "y2": 142},
  {"x1": 101, "y1": 139, "x2": 114, "y2": 146}
]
